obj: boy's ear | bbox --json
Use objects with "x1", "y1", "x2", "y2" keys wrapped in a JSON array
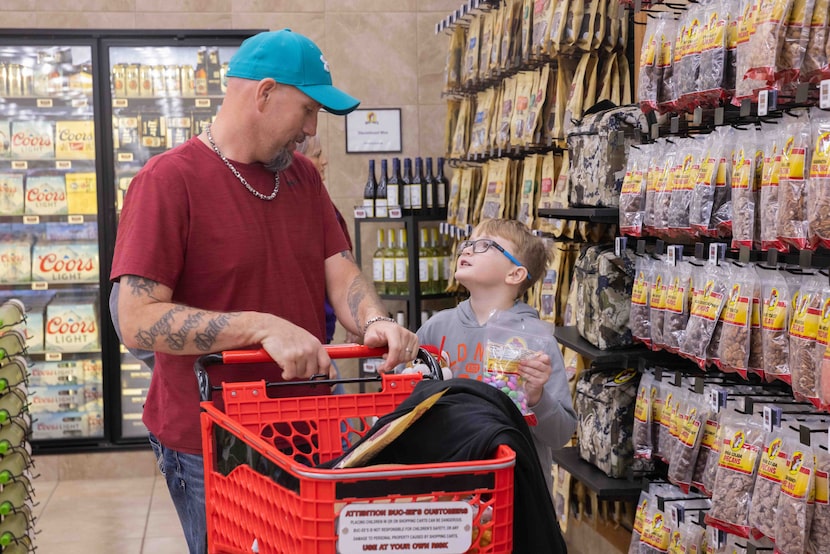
[{"x1": 505, "y1": 265, "x2": 528, "y2": 286}]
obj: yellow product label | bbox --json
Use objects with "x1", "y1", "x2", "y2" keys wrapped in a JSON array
[
  {"x1": 751, "y1": 297, "x2": 761, "y2": 328},
  {"x1": 810, "y1": 132, "x2": 830, "y2": 179},
  {"x1": 642, "y1": 33, "x2": 657, "y2": 66},
  {"x1": 789, "y1": 147, "x2": 807, "y2": 179},
  {"x1": 642, "y1": 512, "x2": 671, "y2": 550},
  {"x1": 55, "y1": 120, "x2": 95, "y2": 160},
  {"x1": 651, "y1": 276, "x2": 668, "y2": 310},
  {"x1": 733, "y1": 155, "x2": 752, "y2": 190},
  {"x1": 690, "y1": 281, "x2": 724, "y2": 321},
  {"x1": 698, "y1": 156, "x2": 716, "y2": 186},
  {"x1": 721, "y1": 284, "x2": 750, "y2": 325},
  {"x1": 660, "y1": 392, "x2": 674, "y2": 428},
  {"x1": 665, "y1": 277, "x2": 688, "y2": 314},
  {"x1": 659, "y1": 32, "x2": 674, "y2": 67},
  {"x1": 632, "y1": 274, "x2": 650, "y2": 305},
  {"x1": 679, "y1": 411, "x2": 702, "y2": 447},
  {"x1": 718, "y1": 431, "x2": 760, "y2": 474},
  {"x1": 634, "y1": 386, "x2": 650, "y2": 423},
  {"x1": 769, "y1": 0, "x2": 787, "y2": 23},
  {"x1": 781, "y1": 451, "x2": 812, "y2": 499},
  {"x1": 762, "y1": 288, "x2": 787, "y2": 331},
  {"x1": 621, "y1": 170, "x2": 644, "y2": 195},
  {"x1": 651, "y1": 388, "x2": 662, "y2": 422},
  {"x1": 816, "y1": 470, "x2": 829, "y2": 504},
  {"x1": 716, "y1": 158, "x2": 728, "y2": 186},
  {"x1": 65, "y1": 172, "x2": 97, "y2": 215},
  {"x1": 757, "y1": 438, "x2": 787, "y2": 482},
  {"x1": 668, "y1": 530, "x2": 683, "y2": 553},
  {"x1": 633, "y1": 498, "x2": 648, "y2": 533},
  {"x1": 700, "y1": 419, "x2": 719, "y2": 449},
  {"x1": 670, "y1": 403, "x2": 685, "y2": 439},
  {"x1": 789, "y1": 295, "x2": 820, "y2": 339},
  {"x1": 818, "y1": 299, "x2": 830, "y2": 346}
]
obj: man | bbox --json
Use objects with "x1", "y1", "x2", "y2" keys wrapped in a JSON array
[{"x1": 110, "y1": 29, "x2": 417, "y2": 553}]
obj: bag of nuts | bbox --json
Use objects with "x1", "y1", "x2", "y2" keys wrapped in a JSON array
[
  {"x1": 747, "y1": 267, "x2": 766, "y2": 379},
  {"x1": 788, "y1": 273, "x2": 824, "y2": 401},
  {"x1": 663, "y1": 259, "x2": 693, "y2": 354},
  {"x1": 633, "y1": 370, "x2": 656, "y2": 462},
  {"x1": 620, "y1": 146, "x2": 649, "y2": 237},
  {"x1": 717, "y1": 263, "x2": 756, "y2": 375},
  {"x1": 747, "y1": 425, "x2": 793, "y2": 540},
  {"x1": 759, "y1": 122, "x2": 791, "y2": 253},
  {"x1": 631, "y1": 253, "x2": 656, "y2": 347},
  {"x1": 808, "y1": 446, "x2": 830, "y2": 554},
  {"x1": 759, "y1": 267, "x2": 796, "y2": 383},
  {"x1": 730, "y1": 127, "x2": 762, "y2": 250},
  {"x1": 689, "y1": 132, "x2": 721, "y2": 237},
  {"x1": 777, "y1": 111, "x2": 813, "y2": 251},
  {"x1": 680, "y1": 262, "x2": 729, "y2": 370},
  {"x1": 691, "y1": 399, "x2": 724, "y2": 496},
  {"x1": 650, "y1": 255, "x2": 671, "y2": 351},
  {"x1": 807, "y1": 108, "x2": 830, "y2": 249},
  {"x1": 668, "y1": 390, "x2": 711, "y2": 494},
  {"x1": 774, "y1": 438, "x2": 816, "y2": 554},
  {"x1": 802, "y1": 0, "x2": 829, "y2": 82},
  {"x1": 705, "y1": 410, "x2": 765, "y2": 537}
]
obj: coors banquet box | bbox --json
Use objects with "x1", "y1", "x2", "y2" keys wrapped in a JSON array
[
  {"x1": 0, "y1": 173, "x2": 24, "y2": 215},
  {"x1": 24, "y1": 175, "x2": 67, "y2": 215},
  {"x1": 11, "y1": 121, "x2": 54, "y2": 160},
  {"x1": 44, "y1": 293, "x2": 99, "y2": 353},
  {"x1": 32, "y1": 241, "x2": 98, "y2": 283},
  {"x1": 55, "y1": 120, "x2": 95, "y2": 160}
]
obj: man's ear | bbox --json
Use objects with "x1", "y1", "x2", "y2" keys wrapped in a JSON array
[{"x1": 255, "y1": 78, "x2": 278, "y2": 109}]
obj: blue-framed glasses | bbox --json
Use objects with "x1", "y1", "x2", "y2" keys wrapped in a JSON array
[{"x1": 457, "y1": 239, "x2": 532, "y2": 281}]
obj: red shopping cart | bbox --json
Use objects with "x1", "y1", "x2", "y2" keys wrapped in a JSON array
[{"x1": 196, "y1": 344, "x2": 515, "y2": 554}]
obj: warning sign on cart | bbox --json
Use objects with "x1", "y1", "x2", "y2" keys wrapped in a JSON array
[{"x1": 338, "y1": 501, "x2": 474, "y2": 553}]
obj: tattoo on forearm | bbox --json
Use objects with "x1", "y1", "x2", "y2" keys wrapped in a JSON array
[
  {"x1": 135, "y1": 305, "x2": 186, "y2": 350},
  {"x1": 125, "y1": 275, "x2": 162, "y2": 300},
  {"x1": 194, "y1": 312, "x2": 240, "y2": 352},
  {"x1": 347, "y1": 277, "x2": 379, "y2": 333},
  {"x1": 166, "y1": 311, "x2": 206, "y2": 351}
]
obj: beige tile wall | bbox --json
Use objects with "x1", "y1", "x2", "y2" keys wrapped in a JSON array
[{"x1": 0, "y1": 0, "x2": 458, "y2": 234}]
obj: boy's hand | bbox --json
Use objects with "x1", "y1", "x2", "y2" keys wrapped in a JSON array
[{"x1": 518, "y1": 352, "x2": 552, "y2": 407}]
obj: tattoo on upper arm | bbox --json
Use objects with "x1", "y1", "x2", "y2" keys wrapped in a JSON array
[
  {"x1": 135, "y1": 305, "x2": 186, "y2": 350},
  {"x1": 124, "y1": 275, "x2": 162, "y2": 301},
  {"x1": 339, "y1": 250, "x2": 355, "y2": 261},
  {"x1": 194, "y1": 312, "x2": 240, "y2": 352}
]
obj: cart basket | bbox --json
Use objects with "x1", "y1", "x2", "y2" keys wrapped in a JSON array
[{"x1": 198, "y1": 344, "x2": 515, "y2": 554}]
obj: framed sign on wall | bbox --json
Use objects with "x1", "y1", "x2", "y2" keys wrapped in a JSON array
[{"x1": 345, "y1": 108, "x2": 402, "y2": 153}]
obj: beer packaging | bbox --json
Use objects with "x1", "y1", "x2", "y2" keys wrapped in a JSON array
[
  {"x1": 32, "y1": 241, "x2": 99, "y2": 283},
  {"x1": 115, "y1": 116, "x2": 140, "y2": 150},
  {"x1": 166, "y1": 116, "x2": 192, "y2": 149},
  {"x1": 139, "y1": 113, "x2": 165, "y2": 148},
  {"x1": 55, "y1": 120, "x2": 95, "y2": 160},
  {"x1": 0, "y1": 239, "x2": 32, "y2": 284},
  {"x1": 0, "y1": 172, "x2": 24, "y2": 215},
  {"x1": 24, "y1": 174, "x2": 67, "y2": 215},
  {"x1": 29, "y1": 384, "x2": 83, "y2": 413},
  {"x1": 0, "y1": 120, "x2": 10, "y2": 159},
  {"x1": 11, "y1": 121, "x2": 54, "y2": 159},
  {"x1": 9, "y1": 294, "x2": 52, "y2": 353},
  {"x1": 65, "y1": 172, "x2": 97, "y2": 214},
  {"x1": 44, "y1": 294, "x2": 99, "y2": 352},
  {"x1": 30, "y1": 360, "x2": 86, "y2": 387},
  {"x1": 32, "y1": 411, "x2": 90, "y2": 439}
]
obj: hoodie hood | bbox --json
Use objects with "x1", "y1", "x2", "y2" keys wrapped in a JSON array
[{"x1": 456, "y1": 298, "x2": 541, "y2": 327}]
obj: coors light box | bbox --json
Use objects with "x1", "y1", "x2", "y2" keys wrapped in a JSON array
[{"x1": 44, "y1": 293, "x2": 99, "y2": 353}]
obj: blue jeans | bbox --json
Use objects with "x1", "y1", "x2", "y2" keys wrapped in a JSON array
[{"x1": 148, "y1": 433, "x2": 206, "y2": 554}]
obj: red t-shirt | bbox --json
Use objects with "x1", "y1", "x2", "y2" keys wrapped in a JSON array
[{"x1": 111, "y1": 138, "x2": 349, "y2": 454}]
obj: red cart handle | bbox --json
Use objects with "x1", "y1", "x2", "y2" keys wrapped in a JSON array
[{"x1": 221, "y1": 344, "x2": 388, "y2": 365}]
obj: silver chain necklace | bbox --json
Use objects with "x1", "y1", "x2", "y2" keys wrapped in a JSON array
[{"x1": 205, "y1": 124, "x2": 279, "y2": 201}]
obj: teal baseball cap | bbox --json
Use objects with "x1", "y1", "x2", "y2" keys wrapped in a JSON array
[{"x1": 227, "y1": 29, "x2": 360, "y2": 115}]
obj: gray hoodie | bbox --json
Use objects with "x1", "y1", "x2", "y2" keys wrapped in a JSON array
[{"x1": 417, "y1": 299, "x2": 577, "y2": 491}]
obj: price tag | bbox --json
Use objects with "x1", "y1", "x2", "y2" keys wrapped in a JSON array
[
  {"x1": 117, "y1": 152, "x2": 134, "y2": 162},
  {"x1": 67, "y1": 215, "x2": 84, "y2": 224},
  {"x1": 31, "y1": 282, "x2": 48, "y2": 290},
  {"x1": 758, "y1": 90, "x2": 769, "y2": 116},
  {"x1": 22, "y1": 215, "x2": 39, "y2": 225},
  {"x1": 113, "y1": 98, "x2": 128, "y2": 108},
  {"x1": 821, "y1": 80, "x2": 830, "y2": 109},
  {"x1": 37, "y1": 98, "x2": 53, "y2": 108},
  {"x1": 353, "y1": 206, "x2": 368, "y2": 219},
  {"x1": 45, "y1": 352, "x2": 62, "y2": 362},
  {"x1": 387, "y1": 206, "x2": 402, "y2": 218},
  {"x1": 615, "y1": 236, "x2": 628, "y2": 257},
  {"x1": 71, "y1": 98, "x2": 88, "y2": 108},
  {"x1": 763, "y1": 406, "x2": 781, "y2": 432},
  {"x1": 708, "y1": 243, "x2": 725, "y2": 265},
  {"x1": 55, "y1": 160, "x2": 72, "y2": 170},
  {"x1": 667, "y1": 245, "x2": 682, "y2": 266},
  {"x1": 195, "y1": 98, "x2": 211, "y2": 108},
  {"x1": 669, "y1": 504, "x2": 683, "y2": 528},
  {"x1": 11, "y1": 161, "x2": 27, "y2": 170}
]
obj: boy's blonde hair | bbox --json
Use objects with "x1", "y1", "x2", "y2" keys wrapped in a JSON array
[{"x1": 473, "y1": 218, "x2": 551, "y2": 296}]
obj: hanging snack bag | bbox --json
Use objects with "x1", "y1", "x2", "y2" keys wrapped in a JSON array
[
  {"x1": 709, "y1": 129, "x2": 735, "y2": 238},
  {"x1": 649, "y1": 254, "x2": 670, "y2": 350},
  {"x1": 630, "y1": 253, "x2": 656, "y2": 347},
  {"x1": 633, "y1": 370, "x2": 656, "y2": 463},
  {"x1": 668, "y1": 390, "x2": 711, "y2": 494},
  {"x1": 691, "y1": 401, "x2": 723, "y2": 496},
  {"x1": 717, "y1": 263, "x2": 755, "y2": 375},
  {"x1": 814, "y1": 281, "x2": 830, "y2": 407},
  {"x1": 532, "y1": 0, "x2": 555, "y2": 56},
  {"x1": 680, "y1": 260, "x2": 728, "y2": 369},
  {"x1": 775, "y1": 0, "x2": 817, "y2": 86},
  {"x1": 668, "y1": 138, "x2": 703, "y2": 241},
  {"x1": 697, "y1": 0, "x2": 730, "y2": 108},
  {"x1": 549, "y1": 0, "x2": 571, "y2": 55},
  {"x1": 808, "y1": 108, "x2": 830, "y2": 248},
  {"x1": 638, "y1": 14, "x2": 664, "y2": 113},
  {"x1": 802, "y1": 0, "x2": 829, "y2": 82},
  {"x1": 774, "y1": 438, "x2": 816, "y2": 554},
  {"x1": 809, "y1": 447, "x2": 830, "y2": 553},
  {"x1": 463, "y1": 14, "x2": 482, "y2": 86},
  {"x1": 450, "y1": 97, "x2": 472, "y2": 160},
  {"x1": 444, "y1": 24, "x2": 465, "y2": 92},
  {"x1": 478, "y1": 10, "x2": 495, "y2": 81},
  {"x1": 760, "y1": 266, "x2": 795, "y2": 383},
  {"x1": 704, "y1": 410, "x2": 765, "y2": 538},
  {"x1": 777, "y1": 110, "x2": 813, "y2": 251},
  {"x1": 689, "y1": 131, "x2": 721, "y2": 236},
  {"x1": 551, "y1": 57, "x2": 576, "y2": 142},
  {"x1": 747, "y1": 266, "x2": 766, "y2": 379},
  {"x1": 619, "y1": 145, "x2": 649, "y2": 237},
  {"x1": 759, "y1": 121, "x2": 789, "y2": 252},
  {"x1": 469, "y1": 89, "x2": 494, "y2": 156},
  {"x1": 733, "y1": 0, "x2": 768, "y2": 105},
  {"x1": 745, "y1": 0, "x2": 795, "y2": 83},
  {"x1": 788, "y1": 273, "x2": 823, "y2": 401},
  {"x1": 662, "y1": 257, "x2": 693, "y2": 353},
  {"x1": 650, "y1": 144, "x2": 677, "y2": 239},
  {"x1": 747, "y1": 425, "x2": 792, "y2": 540},
  {"x1": 730, "y1": 127, "x2": 762, "y2": 250}
]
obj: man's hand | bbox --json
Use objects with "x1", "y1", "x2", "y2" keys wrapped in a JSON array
[
  {"x1": 518, "y1": 352, "x2": 552, "y2": 407},
  {"x1": 257, "y1": 315, "x2": 333, "y2": 380},
  {"x1": 363, "y1": 320, "x2": 419, "y2": 372}
]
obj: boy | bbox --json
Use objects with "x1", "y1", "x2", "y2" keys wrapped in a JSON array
[{"x1": 417, "y1": 218, "x2": 576, "y2": 490}]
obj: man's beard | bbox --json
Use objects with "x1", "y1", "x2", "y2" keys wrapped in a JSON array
[{"x1": 264, "y1": 148, "x2": 294, "y2": 172}]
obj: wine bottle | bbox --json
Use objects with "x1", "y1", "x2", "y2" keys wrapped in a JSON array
[
  {"x1": 384, "y1": 228, "x2": 398, "y2": 295},
  {"x1": 436, "y1": 157, "x2": 449, "y2": 211},
  {"x1": 426, "y1": 157, "x2": 438, "y2": 216},
  {"x1": 411, "y1": 157, "x2": 424, "y2": 212},
  {"x1": 387, "y1": 157, "x2": 403, "y2": 210},
  {"x1": 362, "y1": 159, "x2": 377, "y2": 218},
  {"x1": 418, "y1": 227, "x2": 433, "y2": 295},
  {"x1": 375, "y1": 159, "x2": 389, "y2": 218},
  {"x1": 395, "y1": 228, "x2": 409, "y2": 296},
  {"x1": 430, "y1": 227, "x2": 443, "y2": 293},
  {"x1": 372, "y1": 229, "x2": 386, "y2": 295},
  {"x1": 402, "y1": 158, "x2": 414, "y2": 211}
]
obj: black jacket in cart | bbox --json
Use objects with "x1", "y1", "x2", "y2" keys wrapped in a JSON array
[{"x1": 326, "y1": 378, "x2": 568, "y2": 554}]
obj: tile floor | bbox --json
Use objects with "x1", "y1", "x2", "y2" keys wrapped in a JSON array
[{"x1": 31, "y1": 449, "x2": 188, "y2": 553}]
